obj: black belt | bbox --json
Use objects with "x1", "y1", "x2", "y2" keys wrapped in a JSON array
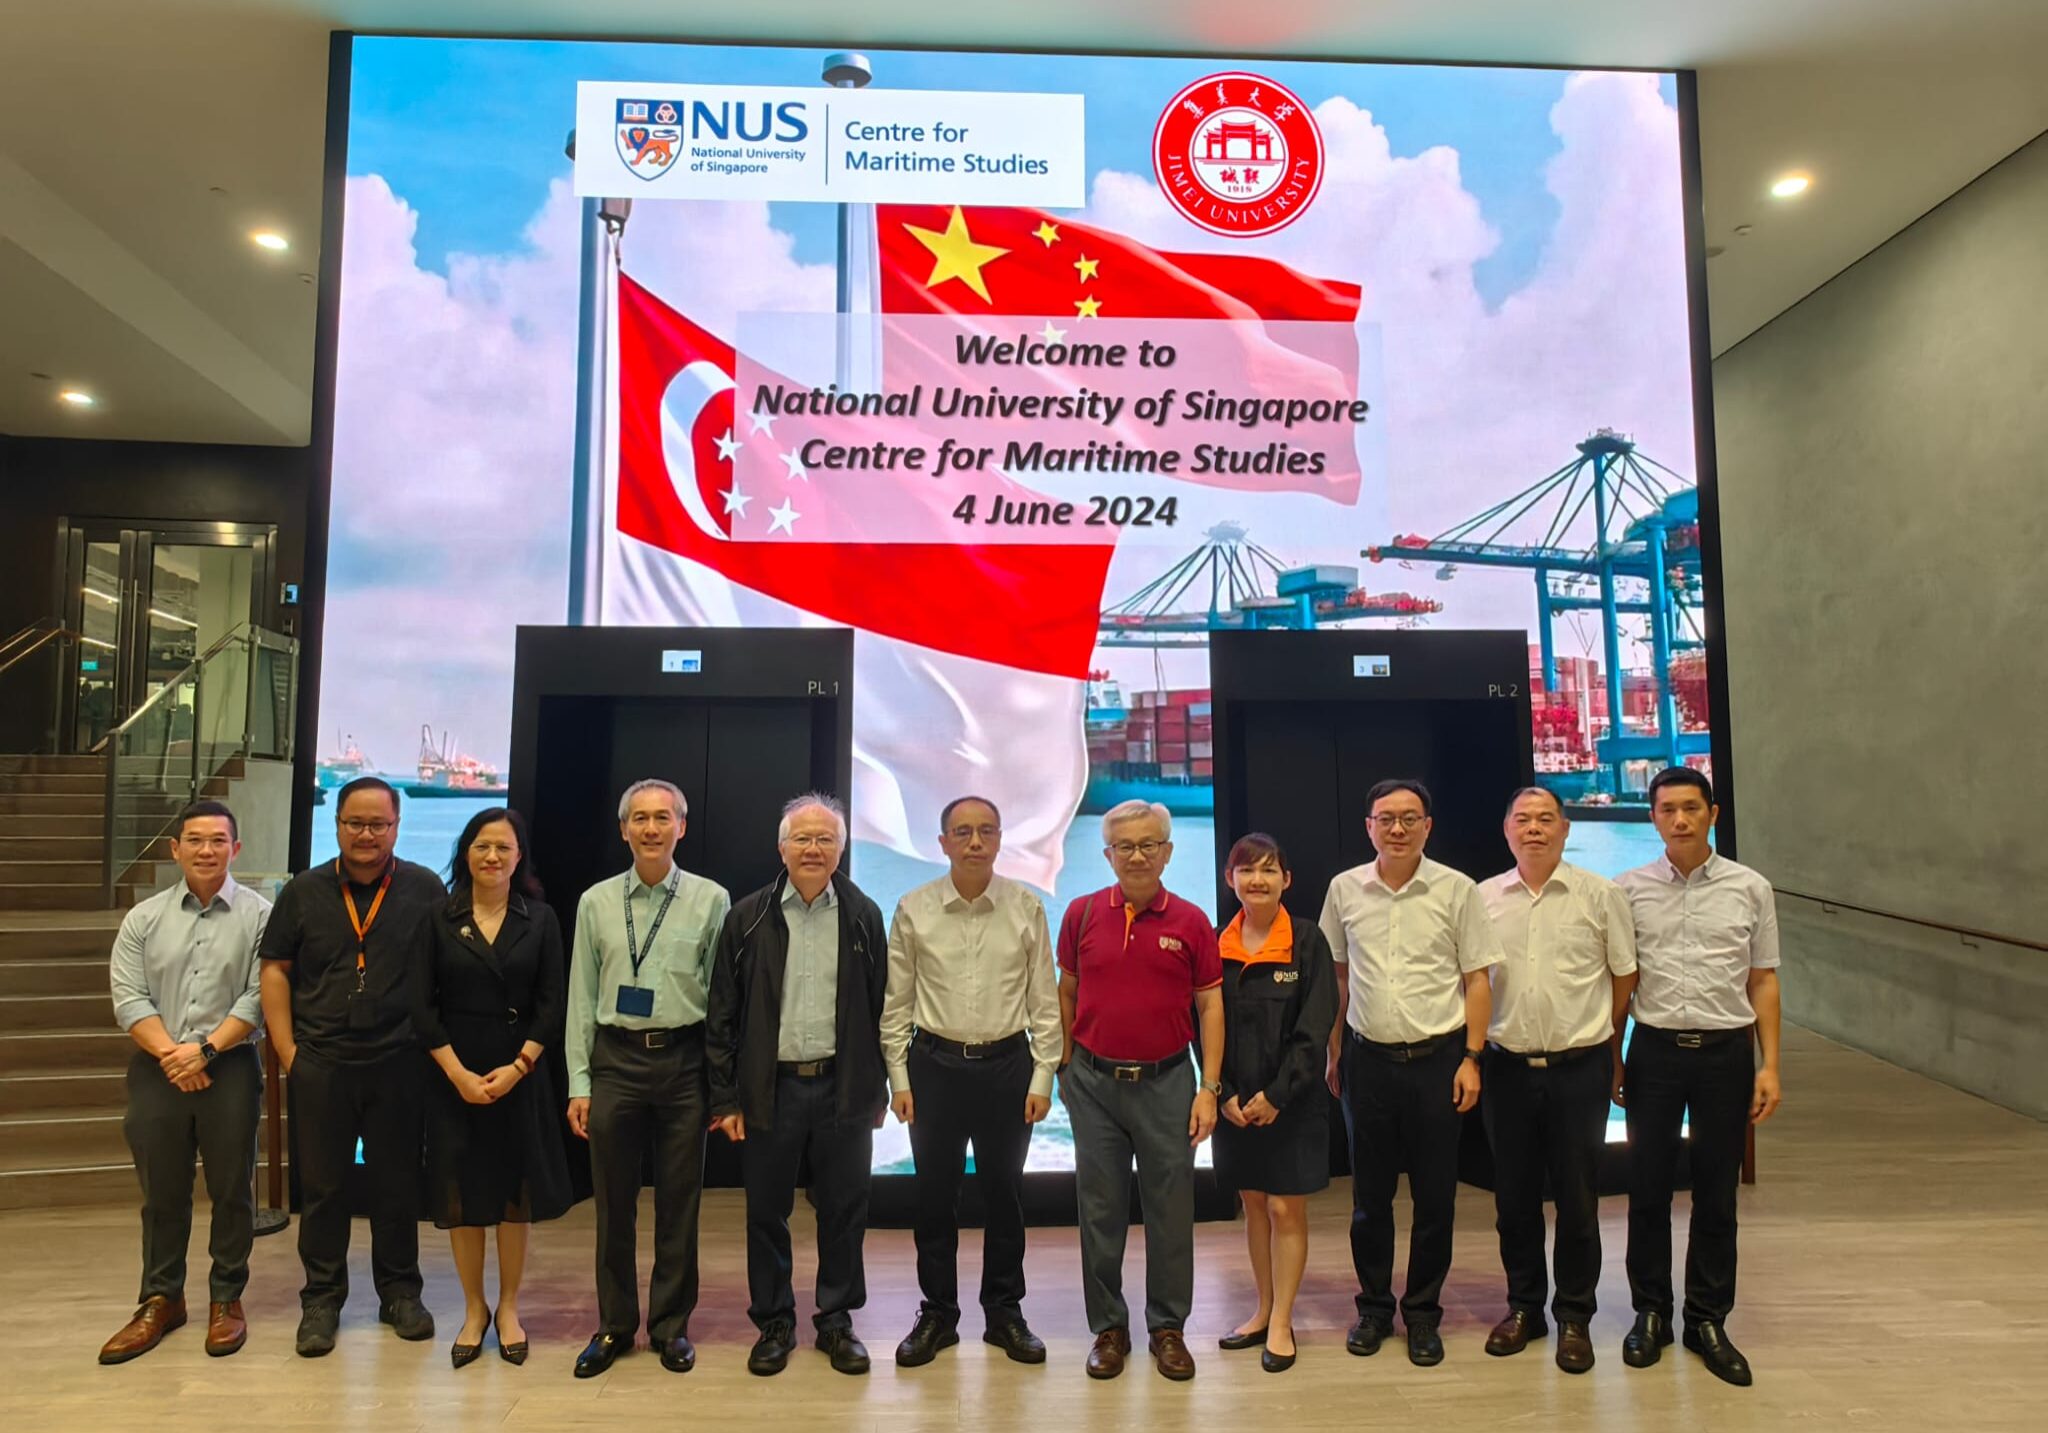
[
  {"x1": 600, "y1": 1023, "x2": 698, "y2": 1050},
  {"x1": 1349, "y1": 1027, "x2": 1463, "y2": 1062},
  {"x1": 1077, "y1": 1045, "x2": 1188, "y2": 1083},
  {"x1": 1634, "y1": 1024, "x2": 1748, "y2": 1050},
  {"x1": 915, "y1": 1030, "x2": 1027, "y2": 1061},
  {"x1": 778, "y1": 1056, "x2": 836, "y2": 1078},
  {"x1": 1488, "y1": 1039, "x2": 1606, "y2": 1069}
]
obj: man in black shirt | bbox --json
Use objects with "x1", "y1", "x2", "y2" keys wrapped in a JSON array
[{"x1": 260, "y1": 777, "x2": 445, "y2": 1357}]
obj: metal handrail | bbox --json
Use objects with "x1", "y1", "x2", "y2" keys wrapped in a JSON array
[
  {"x1": 0, "y1": 621, "x2": 82, "y2": 678},
  {"x1": 1776, "y1": 887, "x2": 2047, "y2": 955}
]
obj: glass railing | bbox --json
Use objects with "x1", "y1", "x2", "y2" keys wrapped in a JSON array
[{"x1": 100, "y1": 624, "x2": 298, "y2": 903}]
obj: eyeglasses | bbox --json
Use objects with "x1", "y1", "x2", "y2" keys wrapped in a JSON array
[
  {"x1": 177, "y1": 834, "x2": 233, "y2": 849},
  {"x1": 1108, "y1": 840, "x2": 1168, "y2": 859},
  {"x1": 785, "y1": 833, "x2": 840, "y2": 851},
  {"x1": 946, "y1": 825, "x2": 1001, "y2": 843},
  {"x1": 339, "y1": 819, "x2": 394, "y2": 836},
  {"x1": 1369, "y1": 813, "x2": 1426, "y2": 831}
]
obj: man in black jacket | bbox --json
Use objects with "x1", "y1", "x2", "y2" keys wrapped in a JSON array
[{"x1": 708, "y1": 792, "x2": 889, "y2": 1378}]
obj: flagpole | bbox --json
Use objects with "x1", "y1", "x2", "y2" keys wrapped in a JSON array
[
  {"x1": 823, "y1": 53, "x2": 873, "y2": 390},
  {"x1": 565, "y1": 127, "x2": 632, "y2": 624}
]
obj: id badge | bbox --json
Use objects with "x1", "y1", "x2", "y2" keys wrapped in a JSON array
[
  {"x1": 346, "y1": 990, "x2": 379, "y2": 1031},
  {"x1": 615, "y1": 984, "x2": 656, "y2": 1018}
]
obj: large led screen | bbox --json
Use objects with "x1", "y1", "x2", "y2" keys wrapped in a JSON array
[{"x1": 317, "y1": 37, "x2": 1714, "y2": 1171}]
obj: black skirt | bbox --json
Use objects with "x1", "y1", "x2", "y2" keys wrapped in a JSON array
[
  {"x1": 423, "y1": 1012, "x2": 573, "y2": 1229},
  {"x1": 1212, "y1": 1089, "x2": 1330, "y2": 1197}
]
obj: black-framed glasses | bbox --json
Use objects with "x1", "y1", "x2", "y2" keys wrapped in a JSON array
[
  {"x1": 1108, "y1": 839, "x2": 1168, "y2": 858},
  {"x1": 1369, "y1": 813, "x2": 1426, "y2": 831},
  {"x1": 339, "y1": 819, "x2": 394, "y2": 836},
  {"x1": 946, "y1": 824, "x2": 1001, "y2": 843}
]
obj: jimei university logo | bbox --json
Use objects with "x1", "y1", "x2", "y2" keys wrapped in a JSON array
[{"x1": 1153, "y1": 73, "x2": 1325, "y2": 237}]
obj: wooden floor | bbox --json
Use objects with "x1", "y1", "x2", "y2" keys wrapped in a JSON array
[{"x1": 6, "y1": 1024, "x2": 2045, "y2": 1431}]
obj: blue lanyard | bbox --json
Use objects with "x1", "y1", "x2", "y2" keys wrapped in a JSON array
[{"x1": 623, "y1": 869, "x2": 679, "y2": 981}]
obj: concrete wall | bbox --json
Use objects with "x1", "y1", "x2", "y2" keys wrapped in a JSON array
[{"x1": 1713, "y1": 133, "x2": 2048, "y2": 1114}]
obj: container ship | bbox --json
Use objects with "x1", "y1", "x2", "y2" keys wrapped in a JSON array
[
  {"x1": 1080, "y1": 674, "x2": 1214, "y2": 817},
  {"x1": 398, "y1": 724, "x2": 509, "y2": 799}
]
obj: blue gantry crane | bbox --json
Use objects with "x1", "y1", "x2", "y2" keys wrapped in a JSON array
[{"x1": 1365, "y1": 430, "x2": 1708, "y2": 796}]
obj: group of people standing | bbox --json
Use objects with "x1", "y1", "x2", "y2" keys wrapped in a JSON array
[{"x1": 96, "y1": 763, "x2": 1780, "y2": 1392}]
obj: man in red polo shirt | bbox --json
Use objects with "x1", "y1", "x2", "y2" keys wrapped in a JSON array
[{"x1": 1056, "y1": 799, "x2": 1224, "y2": 1382}]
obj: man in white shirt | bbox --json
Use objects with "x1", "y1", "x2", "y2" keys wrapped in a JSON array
[
  {"x1": 1615, "y1": 766, "x2": 1781, "y2": 1388},
  {"x1": 1478, "y1": 787, "x2": 1637, "y2": 1374},
  {"x1": 880, "y1": 796, "x2": 1061, "y2": 1369},
  {"x1": 1319, "y1": 779, "x2": 1502, "y2": 1368}
]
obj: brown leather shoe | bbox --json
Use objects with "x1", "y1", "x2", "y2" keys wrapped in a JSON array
[
  {"x1": 1556, "y1": 1320, "x2": 1594, "y2": 1374},
  {"x1": 99, "y1": 1295, "x2": 187, "y2": 1364},
  {"x1": 1148, "y1": 1327, "x2": 1196, "y2": 1381},
  {"x1": 1485, "y1": 1309, "x2": 1545, "y2": 1357},
  {"x1": 1085, "y1": 1326, "x2": 1131, "y2": 1380},
  {"x1": 206, "y1": 1301, "x2": 248, "y2": 1357}
]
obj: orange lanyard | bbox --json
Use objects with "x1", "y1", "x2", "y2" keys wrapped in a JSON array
[{"x1": 337, "y1": 860, "x2": 393, "y2": 987}]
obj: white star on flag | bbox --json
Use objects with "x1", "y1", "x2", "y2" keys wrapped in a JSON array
[
  {"x1": 1040, "y1": 320, "x2": 1067, "y2": 344},
  {"x1": 748, "y1": 408, "x2": 779, "y2": 437},
  {"x1": 766, "y1": 498, "x2": 800, "y2": 536},
  {"x1": 780, "y1": 449, "x2": 808, "y2": 482},
  {"x1": 714, "y1": 428, "x2": 739, "y2": 462},
  {"x1": 720, "y1": 482, "x2": 751, "y2": 518}
]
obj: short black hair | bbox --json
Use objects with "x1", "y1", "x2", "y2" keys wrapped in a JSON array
[
  {"x1": 939, "y1": 794, "x2": 1002, "y2": 832},
  {"x1": 1504, "y1": 785, "x2": 1564, "y2": 818},
  {"x1": 1647, "y1": 766, "x2": 1715, "y2": 807},
  {"x1": 172, "y1": 799, "x2": 238, "y2": 843},
  {"x1": 1366, "y1": 778, "x2": 1432, "y2": 817},
  {"x1": 1225, "y1": 831, "x2": 1290, "y2": 877},
  {"x1": 447, "y1": 806, "x2": 544, "y2": 900},
  {"x1": 335, "y1": 775, "x2": 400, "y2": 816}
]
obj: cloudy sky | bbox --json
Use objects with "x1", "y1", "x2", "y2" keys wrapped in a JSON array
[{"x1": 322, "y1": 39, "x2": 1699, "y2": 781}]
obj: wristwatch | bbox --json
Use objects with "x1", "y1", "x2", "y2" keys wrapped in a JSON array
[
  {"x1": 1463, "y1": 1047, "x2": 1483, "y2": 1064},
  {"x1": 1202, "y1": 1079, "x2": 1224, "y2": 1096},
  {"x1": 199, "y1": 1041, "x2": 219, "y2": 1064}
]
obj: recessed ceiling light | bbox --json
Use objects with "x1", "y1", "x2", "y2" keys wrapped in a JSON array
[
  {"x1": 59, "y1": 389, "x2": 95, "y2": 406},
  {"x1": 252, "y1": 231, "x2": 289, "y2": 251},
  {"x1": 1770, "y1": 174, "x2": 1811, "y2": 199}
]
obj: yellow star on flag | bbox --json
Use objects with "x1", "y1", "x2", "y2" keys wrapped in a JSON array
[
  {"x1": 1073, "y1": 255, "x2": 1100, "y2": 281},
  {"x1": 1074, "y1": 296, "x2": 1102, "y2": 319},
  {"x1": 902, "y1": 206, "x2": 1010, "y2": 303},
  {"x1": 1033, "y1": 221, "x2": 1061, "y2": 247}
]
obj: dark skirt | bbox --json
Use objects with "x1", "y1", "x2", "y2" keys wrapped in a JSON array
[
  {"x1": 1212, "y1": 1090, "x2": 1330, "y2": 1197},
  {"x1": 424, "y1": 1013, "x2": 573, "y2": 1229}
]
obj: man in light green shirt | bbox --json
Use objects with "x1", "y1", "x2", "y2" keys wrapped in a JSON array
[{"x1": 564, "y1": 779, "x2": 729, "y2": 1380}]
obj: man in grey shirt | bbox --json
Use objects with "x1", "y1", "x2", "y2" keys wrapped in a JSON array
[{"x1": 100, "y1": 800, "x2": 270, "y2": 1365}]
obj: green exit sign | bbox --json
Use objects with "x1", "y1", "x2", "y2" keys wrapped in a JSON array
[{"x1": 81, "y1": 659, "x2": 100, "y2": 672}]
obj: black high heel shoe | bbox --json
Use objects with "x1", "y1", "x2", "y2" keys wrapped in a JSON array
[
  {"x1": 497, "y1": 1310, "x2": 529, "y2": 1366},
  {"x1": 451, "y1": 1311, "x2": 491, "y2": 1369}
]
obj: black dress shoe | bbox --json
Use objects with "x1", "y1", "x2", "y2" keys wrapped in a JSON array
[
  {"x1": 1407, "y1": 1323, "x2": 1445, "y2": 1367},
  {"x1": 1683, "y1": 1321, "x2": 1753, "y2": 1387},
  {"x1": 896, "y1": 1310, "x2": 960, "y2": 1367},
  {"x1": 1622, "y1": 1311, "x2": 1675, "y2": 1368},
  {"x1": 295, "y1": 1305, "x2": 339, "y2": 1358},
  {"x1": 574, "y1": 1332, "x2": 628, "y2": 1379},
  {"x1": 749, "y1": 1321, "x2": 797, "y2": 1376},
  {"x1": 659, "y1": 1334, "x2": 696, "y2": 1373},
  {"x1": 817, "y1": 1325, "x2": 871, "y2": 1375},
  {"x1": 1218, "y1": 1324, "x2": 1269, "y2": 1351},
  {"x1": 1345, "y1": 1317, "x2": 1390, "y2": 1356},
  {"x1": 1485, "y1": 1310, "x2": 1546, "y2": 1357},
  {"x1": 379, "y1": 1297, "x2": 436, "y2": 1341},
  {"x1": 1556, "y1": 1321, "x2": 1595, "y2": 1374},
  {"x1": 451, "y1": 1311, "x2": 490, "y2": 1369},
  {"x1": 983, "y1": 1317, "x2": 1047, "y2": 1364},
  {"x1": 1261, "y1": 1331, "x2": 1297, "y2": 1373}
]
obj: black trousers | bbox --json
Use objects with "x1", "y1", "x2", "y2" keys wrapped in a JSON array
[
  {"x1": 588, "y1": 1024, "x2": 707, "y2": 1340},
  {"x1": 123, "y1": 1045, "x2": 260, "y2": 1303},
  {"x1": 290, "y1": 1047, "x2": 424, "y2": 1310},
  {"x1": 906, "y1": 1038, "x2": 1034, "y2": 1327},
  {"x1": 1341, "y1": 1033, "x2": 1465, "y2": 1328},
  {"x1": 741, "y1": 1069, "x2": 873, "y2": 1333},
  {"x1": 1624, "y1": 1028, "x2": 1753, "y2": 1325},
  {"x1": 1481, "y1": 1045, "x2": 1612, "y2": 1323}
]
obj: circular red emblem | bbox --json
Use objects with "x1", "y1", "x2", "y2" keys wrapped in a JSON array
[{"x1": 1153, "y1": 72, "x2": 1325, "y2": 238}]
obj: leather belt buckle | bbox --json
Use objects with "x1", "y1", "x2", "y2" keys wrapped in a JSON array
[
  {"x1": 962, "y1": 1042, "x2": 989, "y2": 1060},
  {"x1": 1527, "y1": 1054, "x2": 1550, "y2": 1069},
  {"x1": 643, "y1": 1030, "x2": 672, "y2": 1050},
  {"x1": 1676, "y1": 1032, "x2": 1703, "y2": 1049},
  {"x1": 1114, "y1": 1064, "x2": 1144, "y2": 1082}
]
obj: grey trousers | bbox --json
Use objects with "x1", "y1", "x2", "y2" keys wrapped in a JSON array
[
  {"x1": 1061, "y1": 1050, "x2": 1195, "y2": 1333},
  {"x1": 123, "y1": 1045, "x2": 261, "y2": 1303}
]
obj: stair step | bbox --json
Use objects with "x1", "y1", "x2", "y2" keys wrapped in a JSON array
[
  {"x1": 0, "y1": 1070, "x2": 126, "y2": 1115},
  {"x1": 0, "y1": 755, "x2": 103, "y2": 777},
  {"x1": 0, "y1": 883, "x2": 151, "y2": 912},
  {"x1": 0, "y1": 917, "x2": 126, "y2": 962},
  {"x1": 0, "y1": 835, "x2": 101, "y2": 861},
  {"x1": 0, "y1": 859, "x2": 102, "y2": 884},
  {"x1": 0, "y1": 773, "x2": 104, "y2": 795},
  {"x1": 0, "y1": 1163, "x2": 139, "y2": 1210},
  {"x1": 0, "y1": 993, "x2": 111, "y2": 1032},
  {"x1": 0, "y1": 958, "x2": 111, "y2": 997},
  {"x1": 0, "y1": 1029, "x2": 134, "y2": 1075},
  {"x1": 0, "y1": 1111, "x2": 288, "y2": 1170}
]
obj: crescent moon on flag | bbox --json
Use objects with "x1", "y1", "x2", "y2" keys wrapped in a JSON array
[{"x1": 659, "y1": 359, "x2": 736, "y2": 542}]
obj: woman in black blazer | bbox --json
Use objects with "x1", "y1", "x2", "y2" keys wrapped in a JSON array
[
  {"x1": 415, "y1": 806, "x2": 571, "y2": 1367},
  {"x1": 1212, "y1": 833, "x2": 1337, "y2": 1373}
]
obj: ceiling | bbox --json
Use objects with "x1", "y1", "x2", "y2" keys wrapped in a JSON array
[{"x1": 1, "y1": 0, "x2": 2042, "y2": 444}]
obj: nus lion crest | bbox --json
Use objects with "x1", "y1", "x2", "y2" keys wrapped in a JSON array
[{"x1": 616, "y1": 98, "x2": 681, "y2": 180}]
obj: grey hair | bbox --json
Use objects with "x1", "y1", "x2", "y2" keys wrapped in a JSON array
[
  {"x1": 617, "y1": 779, "x2": 688, "y2": 823},
  {"x1": 1100, "y1": 799, "x2": 1172, "y2": 844},
  {"x1": 777, "y1": 791, "x2": 848, "y2": 844}
]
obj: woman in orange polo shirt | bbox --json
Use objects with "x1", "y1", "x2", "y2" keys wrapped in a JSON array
[{"x1": 1213, "y1": 833, "x2": 1338, "y2": 1373}]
